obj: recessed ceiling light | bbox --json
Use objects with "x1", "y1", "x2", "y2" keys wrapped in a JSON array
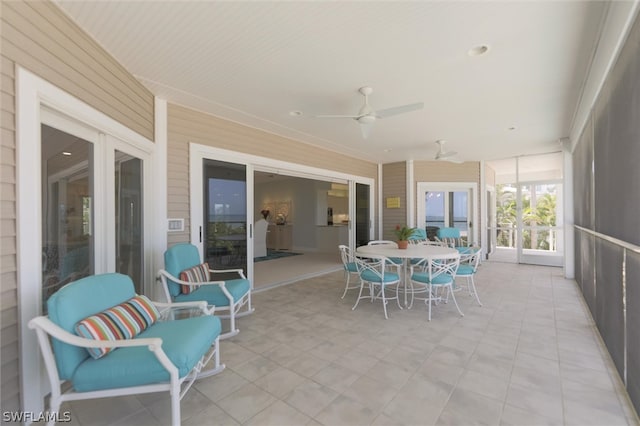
[
  {"x1": 383, "y1": 148, "x2": 392, "y2": 152},
  {"x1": 468, "y1": 44, "x2": 490, "y2": 57},
  {"x1": 289, "y1": 110, "x2": 302, "y2": 116},
  {"x1": 62, "y1": 151, "x2": 72, "y2": 156}
]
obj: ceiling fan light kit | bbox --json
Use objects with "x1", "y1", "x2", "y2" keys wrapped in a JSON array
[{"x1": 315, "y1": 86, "x2": 424, "y2": 139}]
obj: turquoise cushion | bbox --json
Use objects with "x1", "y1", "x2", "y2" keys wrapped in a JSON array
[
  {"x1": 388, "y1": 257, "x2": 403, "y2": 265},
  {"x1": 164, "y1": 244, "x2": 202, "y2": 297},
  {"x1": 411, "y1": 272, "x2": 453, "y2": 285},
  {"x1": 47, "y1": 273, "x2": 136, "y2": 381},
  {"x1": 409, "y1": 229, "x2": 427, "y2": 240},
  {"x1": 72, "y1": 315, "x2": 220, "y2": 392},
  {"x1": 457, "y1": 264, "x2": 476, "y2": 276},
  {"x1": 174, "y1": 278, "x2": 250, "y2": 307},
  {"x1": 361, "y1": 270, "x2": 400, "y2": 284},
  {"x1": 345, "y1": 262, "x2": 358, "y2": 272}
]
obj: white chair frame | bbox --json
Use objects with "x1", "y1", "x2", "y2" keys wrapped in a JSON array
[
  {"x1": 158, "y1": 267, "x2": 254, "y2": 340},
  {"x1": 339, "y1": 244, "x2": 360, "y2": 299},
  {"x1": 28, "y1": 301, "x2": 223, "y2": 426},
  {"x1": 456, "y1": 247, "x2": 483, "y2": 306},
  {"x1": 352, "y1": 255, "x2": 402, "y2": 319},
  {"x1": 409, "y1": 256, "x2": 463, "y2": 321}
]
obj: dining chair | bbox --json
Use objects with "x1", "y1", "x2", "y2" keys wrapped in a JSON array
[
  {"x1": 435, "y1": 227, "x2": 475, "y2": 253},
  {"x1": 338, "y1": 244, "x2": 360, "y2": 299},
  {"x1": 352, "y1": 255, "x2": 402, "y2": 319},
  {"x1": 455, "y1": 247, "x2": 482, "y2": 306},
  {"x1": 409, "y1": 255, "x2": 463, "y2": 321}
]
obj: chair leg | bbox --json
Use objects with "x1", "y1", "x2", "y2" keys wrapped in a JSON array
[
  {"x1": 352, "y1": 280, "x2": 366, "y2": 311},
  {"x1": 426, "y1": 284, "x2": 433, "y2": 321},
  {"x1": 469, "y1": 276, "x2": 483, "y2": 306},
  {"x1": 395, "y1": 282, "x2": 403, "y2": 310},
  {"x1": 381, "y1": 284, "x2": 389, "y2": 319},
  {"x1": 341, "y1": 271, "x2": 350, "y2": 299},
  {"x1": 170, "y1": 383, "x2": 181, "y2": 426},
  {"x1": 448, "y1": 285, "x2": 464, "y2": 317}
]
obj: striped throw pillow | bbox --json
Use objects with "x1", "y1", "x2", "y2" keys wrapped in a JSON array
[
  {"x1": 179, "y1": 263, "x2": 210, "y2": 294},
  {"x1": 75, "y1": 295, "x2": 160, "y2": 359}
]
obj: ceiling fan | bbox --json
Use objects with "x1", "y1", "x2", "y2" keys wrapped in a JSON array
[
  {"x1": 434, "y1": 140, "x2": 462, "y2": 163},
  {"x1": 315, "y1": 86, "x2": 424, "y2": 139}
]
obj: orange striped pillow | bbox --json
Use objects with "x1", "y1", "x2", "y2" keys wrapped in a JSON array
[
  {"x1": 179, "y1": 263, "x2": 210, "y2": 294},
  {"x1": 75, "y1": 295, "x2": 159, "y2": 359}
]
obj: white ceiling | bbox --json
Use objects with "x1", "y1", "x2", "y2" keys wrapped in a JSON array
[{"x1": 56, "y1": 0, "x2": 611, "y2": 164}]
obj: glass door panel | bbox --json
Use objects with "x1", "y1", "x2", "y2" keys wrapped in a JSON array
[
  {"x1": 41, "y1": 124, "x2": 94, "y2": 310},
  {"x1": 520, "y1": 183, "x2": 563, "y2": 266},
  {"x1": 204, "y1": 159, "x2": 248, "y2": 275},
  {"x1": 425, "y1": 191, "x2": 445, "y2": 228},
  {"x1": 494, "y1": 183, "x2": 518, "y2": 262},
  {"x1": 451, "y1": 191, "x2": 469, "y2": 235},
  {"x1": 355, "y1": 183, "x2": 370, "y2": 247},
  {"x1": 115, "y1": 152, "x2": 143, "y2": 293}
]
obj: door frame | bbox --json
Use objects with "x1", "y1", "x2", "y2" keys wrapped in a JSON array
[
  {"x1": 16, "y1": 67, "x2": 155, "y2": 414},
  {"x1": 416, "y1": 182, "x2": 479, "y2": 244},
  {"x1": 189, "y1": 143, "x2": 375, "y2": 285}
]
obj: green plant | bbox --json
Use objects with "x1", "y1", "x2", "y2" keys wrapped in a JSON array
[{"x1": 394, "y1": 225, "x2": 416, "y2": 241}]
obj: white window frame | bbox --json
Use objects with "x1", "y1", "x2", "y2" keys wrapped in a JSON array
[{"x1": 16, "y1": 67, "x2": 155, "y2": 416}]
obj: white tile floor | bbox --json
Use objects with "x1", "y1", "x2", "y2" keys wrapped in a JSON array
[{"x1": 60, "y1": 262, "x2": 639, "y2": 425}]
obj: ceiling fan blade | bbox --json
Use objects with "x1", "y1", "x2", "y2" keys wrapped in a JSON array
[
  {"x1": 360, "y1": 122, "x2": 374, "y2": 139},
  {"x1": 375, "y1": 102, "x2": 424, "y2": 118},
  {"x1": 436, "y1": 150, "x2": 458, "y2": 159},
  {"x1": 314, "y1": 114, "x2": 360, "y2": 119},
  {"x1": 445, "y1": 157, "x2": 463, "y2": 164}
]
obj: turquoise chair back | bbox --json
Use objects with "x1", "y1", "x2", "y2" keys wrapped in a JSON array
[
  {"x1": 436, "y1": 227, "x2": 460, "y2": 239},
  {"x1": 164, "y1": 243, "x2": 203, "y2": 297},
  {"x1": 47, "y1": 273, "x2": 136, "y2": 380},
  {"x1": 409, "y1": 229, "x2": 427, "y2": 240}
]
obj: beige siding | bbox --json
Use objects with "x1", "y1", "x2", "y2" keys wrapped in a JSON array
[
  {"x1": 0, "y1": 0, "x2": 154, "y2": 412},
  {"x1": 1, "y1": 1, "x2": 154, "y2": 140},
  {"x1": 167, "y1": 103, "x2": 378, "y2": 244},
  {"x1": 1, "y1": 44, "x2": 20, "y2": 413},
  {"x1": 382, "y1": 162, "x2": 407, "y2": 241}
]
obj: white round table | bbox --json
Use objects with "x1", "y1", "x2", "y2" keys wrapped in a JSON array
[{"x1": 356, "y1": 243, "x2": 459, "y2": 307}]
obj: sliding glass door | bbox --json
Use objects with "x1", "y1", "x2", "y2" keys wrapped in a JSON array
[
  {"x1": 40, "y1": 121, "x2": 150, "y2": 303},
  {"x1": 203, "y1": 159, "x2": 248, "y2": 274},
  {"x1": 488, "y1": 152, "x2": 564, "y2": 266},
  {"x1": 354, "y1": 182, "x2": 372, "y2": 247}
]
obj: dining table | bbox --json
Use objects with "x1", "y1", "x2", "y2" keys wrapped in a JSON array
[{"x1": 356, "y1": 243, "x2": 459, "y2": 307}]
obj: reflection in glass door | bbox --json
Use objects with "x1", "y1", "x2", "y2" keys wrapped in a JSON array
[
  {"x1": 115, "y1": 152, "x2": 143, "y2": 293},
  {"x1": 422, "y1": 188, "x2": 472, "y2": 242},
  {"x1": 41, "y1": 125, "x2": 94, "y2": 310},
  {"x1": 203, "y1": 159, "x2": 247, "y2": 274},
  {"x1": 355, "y1": 183, "x2": 370, "y2": 247}
]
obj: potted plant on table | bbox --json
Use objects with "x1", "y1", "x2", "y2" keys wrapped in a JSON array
[{"x1": 394, "y1": 225, "x2": 416, "y2": 249}]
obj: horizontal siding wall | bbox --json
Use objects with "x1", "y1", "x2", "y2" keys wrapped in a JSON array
[
  {"x1": 167, "y1": 103, "x2": 378, "y2": 244},
  {"x1": 0, "y1": 48, "x2": 20, "y2": 413},
  {"x1": 382, "y1": 162, "x2": 407, "y2": 241},
  {"x1": 0, "y1": 0, "x2": 155, "y2": 413},
  {"x1": 1, "y1": 1, "x2": 154, "y2": 140}
]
